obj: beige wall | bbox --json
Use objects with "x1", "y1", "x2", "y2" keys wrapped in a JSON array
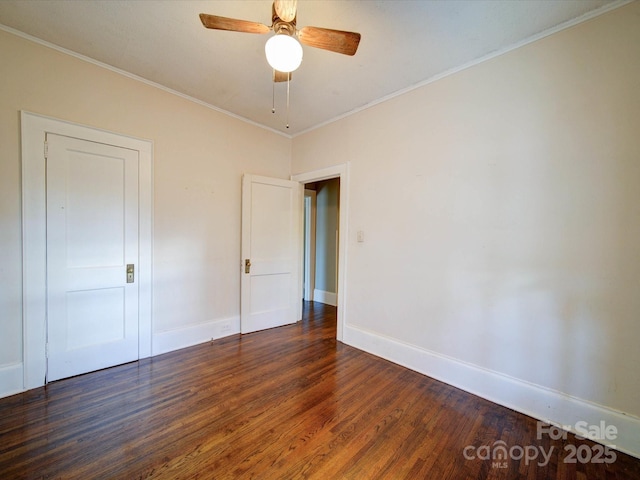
[
  {"x1": 0, "y1": 30, "x2": 290, "y2": 369},
  {"x1": 293, "y1": 3, "x2": 640, "y2": 418}
]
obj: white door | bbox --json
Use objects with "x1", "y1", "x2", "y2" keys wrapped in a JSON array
[
  {"x1": 241, "y1": 174, "x2": 302, "y2": 334},
  {"x1": 46, "y1": 133, "x2": 139, "y2": 381}
]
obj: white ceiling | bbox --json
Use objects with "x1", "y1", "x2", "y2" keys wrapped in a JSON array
[{"x1": 0, "y1": 0, "x2": 621, "y2": 136}]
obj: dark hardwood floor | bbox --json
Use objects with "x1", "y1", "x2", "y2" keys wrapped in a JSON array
[{"x1": 1, "y1": 302, "x2": 639, "y2": 479}]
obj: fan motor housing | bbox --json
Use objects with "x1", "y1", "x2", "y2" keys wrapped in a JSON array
[{"x1": 272, "y1": 5, "x2": 296, "y2": 36}]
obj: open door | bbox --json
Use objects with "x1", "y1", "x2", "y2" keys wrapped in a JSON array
[{"x1": 241, "y1": 174, "x2": 302, "y2": 334}]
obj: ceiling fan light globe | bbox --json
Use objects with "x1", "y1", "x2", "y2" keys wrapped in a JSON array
[{"x1": 265, "y1": 34, "x2": 303, "y2": 73}]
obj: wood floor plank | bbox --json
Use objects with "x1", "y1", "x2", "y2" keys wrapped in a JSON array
[{"x1": 1, "y1": 301, "x2": 639, "y2": 479}]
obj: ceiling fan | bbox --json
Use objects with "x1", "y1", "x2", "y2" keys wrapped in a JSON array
[{"x1": 199, "y1": 0, "x2": 361, "y2": 82}]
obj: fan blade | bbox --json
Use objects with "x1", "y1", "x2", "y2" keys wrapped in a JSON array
[
  {"x1": 298, "y1": 26, "x2": 361, "y2": 56},
  {"x1": 199, "y1": 14, "x2": 270, "y2": 34},
  {"x1": 273, "y1": 70, "x2": 291, "y2": 82},
  {"x1": 274, "y1": 0, "x2": 297, "y2": 23}
]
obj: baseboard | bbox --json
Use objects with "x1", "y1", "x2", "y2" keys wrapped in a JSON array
[
  {"x1": 344, "y1": 324, "x2": 640, "y2": 460},
  {"x1": 153, "y1": 316, "x2": 240, "y2": 356},
  {"x1": 0, "y1": 362, "x2": 24, "y2": 399},
  {"x1": 313, "y1": 289, "x2": 337, "y2": 306},
  {"x1": 0, "y1": 318, "x2": 241, "y2": 400}
]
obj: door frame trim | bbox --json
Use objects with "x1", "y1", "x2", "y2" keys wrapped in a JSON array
[
  {"x1": 292, "y1": 164, "x2": 348, "y2": 341},
  {"x1": 21, "y1": 111, "x2": 153, "y2": 389}
]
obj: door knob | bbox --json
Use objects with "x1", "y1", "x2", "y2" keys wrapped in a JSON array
[
  {"x1": 244, "y1": 259, "x2": 251, "y2": 274},
  {"x1": 126, "y1": 264, "x2": 135, "y2": 283}
]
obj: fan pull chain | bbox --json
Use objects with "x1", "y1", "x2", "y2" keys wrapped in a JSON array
[
  {"x1": 286, "y1": 72, "x2": 290, "y2": 129},
  {"x1": 272, "y1": 71, "x2": 276, "y2": 114},
  {"x1": 270, "y1": 70, "x2": 292, "y2": 129}
]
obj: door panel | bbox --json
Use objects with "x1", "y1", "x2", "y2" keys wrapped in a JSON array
[
  {"x1": 46, "y1": 133, "x2": 139, "y2": 381},
  {"x1": 66, "y1": 288, "x2": 125, "y2": 349},
  {"x1": 64, "y1": 153, "x2": 125, "y2": 267},
  {"x1": 241, "y1": 175, "x2": 301, "y2": 334}
]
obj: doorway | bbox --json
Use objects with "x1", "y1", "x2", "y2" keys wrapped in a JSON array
[
  {"x1": 292, "y1": 164, "x2": 349, "y2": 341},
  {"x1": 303, "y1": 178, "x2": 339, "y2": 307}
]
